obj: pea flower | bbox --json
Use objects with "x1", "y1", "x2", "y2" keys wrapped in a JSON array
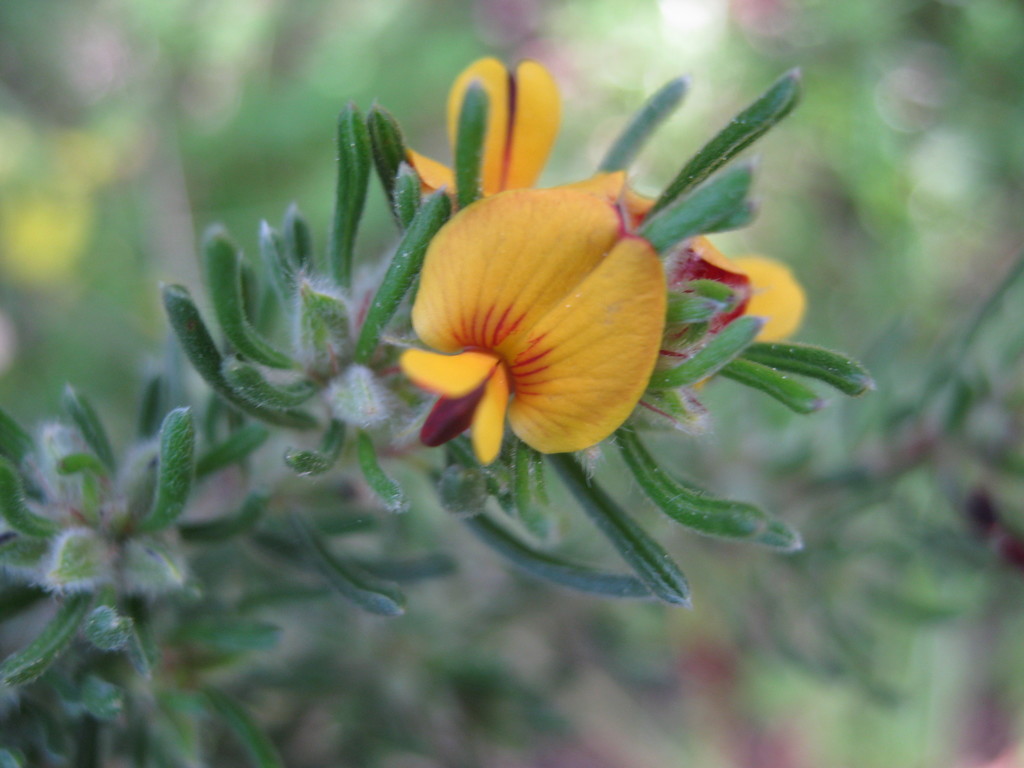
[
  {"x1": 407, "y1": 57, "x2": 644, "y2": 215},
  {"x1": 669, "y1": 236, "x2": 806, "y2": 342},
  {"x1": 400, "y1": 188, "x2": 666, "y2": 464}
]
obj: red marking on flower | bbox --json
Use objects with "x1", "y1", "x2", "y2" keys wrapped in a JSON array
[
  {"x1": 639, "y1": 399, "x2": 674, "y2": 420},
  {"x1": 513, "y1": 364, "x2": 551, "y2": 379},
  {"x1": 670, "y1": 244, "x2": 752, "y2": 332},
  {"x1": 511, "y1": 335, "x2": 550, "y2": 365},
  {"x1": 478, "y1": 304, "x2": 496, "y2": 344},
  {"x1": 500, "y1": 69, "x2": 517, "y2": 191}
]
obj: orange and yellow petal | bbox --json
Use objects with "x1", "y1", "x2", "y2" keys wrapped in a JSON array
[
  {"x1": 446, "y1": 58, "x2": 559, "y2": 195},
  {"x1": 411, "y1": 189, "x2": 623, "y2": 358},
  {"x1": 507, "y1": 235, "x2": 666, "y2": 453},
  {"x1": 501, "y1": 60, "x2": 560, "y2": 191},
  {"x1": 689, "y1": 236, "x2": 734, "y2": 273},
  {"x1": 447, "y1": 57, "x2": 511, "y2": 196},
  {"x1": 470, "y1": 363, "x2": 510, "y2": 464},
  {"x1": 406, "y1": 149, "x2": 454, "y2": 193},
  {"x1": 732, "y1": 256, "x2": 806, "y2": 341},
  {"x1": 400, "y1": 348, "x2": 500, "y2": 398},
  {"x1": 560, "y1": 171, "x2": 654, "y2": 226}
]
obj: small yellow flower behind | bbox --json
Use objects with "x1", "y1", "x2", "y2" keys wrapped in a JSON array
[
  {"x1": 408, "y1": 58, "x2": 561, "y2": 197},
  {"x1": 400, "y1": 188, "x2": 666, "y2": 464},
  {"x1": 672, "y1": 236, "x2": 806, "y2": 342}
]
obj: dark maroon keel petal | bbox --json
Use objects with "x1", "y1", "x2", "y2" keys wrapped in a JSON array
[{"x1": 420, "y1": 381, "x2": 489, "y2": 447}]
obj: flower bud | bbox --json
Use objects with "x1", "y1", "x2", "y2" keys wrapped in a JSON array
[
  {"x1": 328, "y1": 365, "x2": 393, "y2": 428},
  {"x1": 294, "y1": 277, "x2": 352, "y2": 377},
  {"x1": 45, "y1": 528, "x2": 111, "y2": 591}
]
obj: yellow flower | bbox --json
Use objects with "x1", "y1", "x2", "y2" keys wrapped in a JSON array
[
  {"x1": 671, "y1": 236, "x2": 805, "y2": 342},
  {"x1": 408, "y1": 57, "x2": 561, "y2": 196},
  {"x1": 407, "y1": 57, "x2": 643, "y2": 214},
  {"x1": 400, "y1": 189, "x2": 666, "y2": 464}
]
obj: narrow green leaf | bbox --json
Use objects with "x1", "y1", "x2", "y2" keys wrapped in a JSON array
[
  {"x1": 512, "y1": 443, "x2": 552, "y2": 539},
  {"x1": 550, "y1": 454, "x2": 691, "y2": 607},
  {"x1": 284, "y1": 420, "x2": 345, "y2": 476},
  {"x1": 463, "y1": 513, "x2": 653, "y2": 598},
  {"x1": 329, "y1": 103, "x2": 371, "y2": 287},
  {"x1": 366, "y1": 102, "x2": 407, "y2": 210},
  {"x1": 649, "y1": 315, "x2": 764, "y2": 388},
  {"x1": 162, "y1": 284, "x2": 317, "y2": 429},
  {"x1": 353, "y1": 189, "x2": 450, "y2": 363},
  {"x1": 56, "y1": 452, "x2": 107, "y2": 477},
  {"x1": 61, "y1": 386, "x2": 116, "y2": 471},
  {"x1": 222, "y1": 358, "x2": 316, "y2": 409},
  {"x1": 290, "y1": 513, "x2": 406, "y2": 616},
  {"x1": 720, "y1": 358, "x2": 826, "y2": 413},
  {"x1": 0, "y1": 749, "x2": 23, "y2": 768},
  {"x1": 454, "y1": 80, "x2": 488, "y2": 208},
  {"x1": 742, "y1": 341, "x2": 875, "y2": 396},
  {"x1": 353, "y1": 553, "x2": 456, "y2": 582},
  {"x1": 0, "y1": 593, "x2": 91, "y2": 686},
  {"x1": 0, "y1": 406, "x2": 34, "y2": 464},
  {"x1": 136, "y1": 373, "x2": 167, "y2": 439},
  {"x1": 617, "y1": 429, "x2": 801, "y2": 550},
  {"x1": 0, "y1": 456, "x2": 59, "y2": 537},
  {"x1": 651, "y1": 69, "x2": 801, "y2": 214},
  {"x1": 392, "y1": 162, "x2": 422, "y2": 229},
  {"x1": 196, "y1": 423, "x2": 270, "y2": 478},
  {"x1": 203, "y1": 228, "x2": 294, "y2": 370},
  {"x1": 258, "y1": 221, "x2": 295, "y2": 307},
  {"x1": 180, "y1": 491, "x2": 267, "y2": 542},
  {"x1": 600, "y1": 76, "x2": 689, "y2": 172},
  {"x1": 690, "y1": 278, "x2": 738, "y2": 302},
  {"x1": 356, "y1": 431, "x2": 407, "y2": 513},
  {"x1": 640, "y1": 164, "x2": 755, "y2": 254},
  {"x1": 124, "y1": 598, "x2": 159, "y2": 678},
  {"x1": 282, "y1": 204, "x2": 313, "y2": 271},
  {"x1": 139, "y1": 407, "x2": 194, "y2": 533},
  {"x1": 180, "y1": 619, "x2": 280, "y2": 652},
  {"x1": 202, "y1": 688, "x2": 284, "y2": 768}
]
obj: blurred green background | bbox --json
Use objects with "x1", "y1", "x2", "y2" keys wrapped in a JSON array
[{"x1": 2, "y1": 0, "x2": 1024, "y2": 766}]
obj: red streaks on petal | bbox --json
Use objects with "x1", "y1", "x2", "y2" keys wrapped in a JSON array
[
  {"x1": 511, "y1": 338, "x2": 551, "y2": 369},
  {"x1": 512, "y1": 364, "x2": 550, "y2": 379},
  {"x1": 474, "y1": 304, "x2": 497, "y2": 348}
]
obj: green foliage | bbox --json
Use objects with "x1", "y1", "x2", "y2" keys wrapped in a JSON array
[
  {"x1": 454, "y1": 80, "x2": 489, "y2": 208},
  {"x1": 3, "y1": 6, "x2": 1024, "y2": 765},
  {"x1": 599, "y1": 76, "x2": 689, "y2": 173}
]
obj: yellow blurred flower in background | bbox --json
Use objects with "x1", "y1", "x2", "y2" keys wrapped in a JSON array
[{"x1": 0, "y1": 124, "x2": 118, "y2": 286}]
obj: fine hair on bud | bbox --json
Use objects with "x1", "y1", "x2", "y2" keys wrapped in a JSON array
[
  {"x1": 328, "y1": 365, "x2": 395, "y2": 429},
  {"x1": 293, "y1": 275, "x2": 354, "y2": 376},
  {"x1": 44, "y1": 528, "x2": 113, "y2": 592}
]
